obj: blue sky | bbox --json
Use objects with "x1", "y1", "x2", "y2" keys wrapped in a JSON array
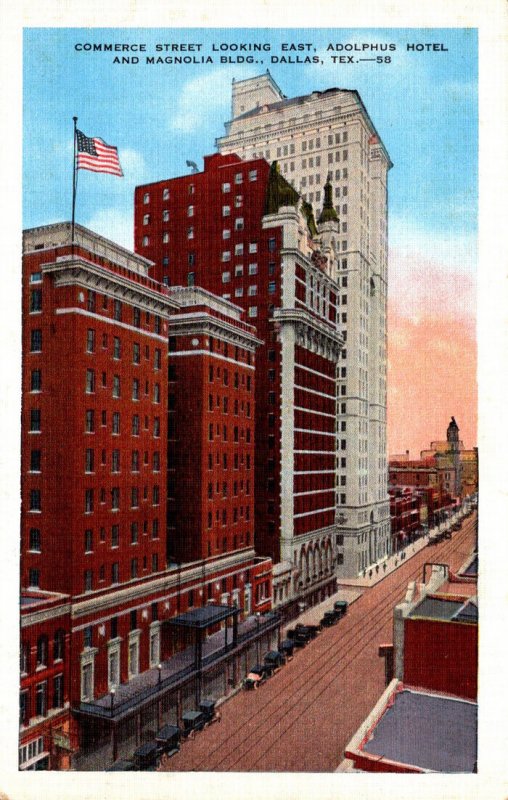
[{"x1": 23, "y1": 27, "x2": 477, "y2": 279}]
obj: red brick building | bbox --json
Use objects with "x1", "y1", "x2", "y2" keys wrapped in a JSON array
[
  {"x1": 134, "y1": 154, "x2": 345, "y2": 609},
  {"x1": 388, "y1": 487, "x2": 421, "y2": 551},
  {"x1": 21, "y1": 223, "x2": 275, "y2": 770},
  {"x1": 20, "y1": 590, "x2": 72, "y2": 770}
]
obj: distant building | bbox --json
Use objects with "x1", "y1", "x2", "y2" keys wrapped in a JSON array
[{"x1": 388, "y1": 487, "x2": 421, "y2": 552}]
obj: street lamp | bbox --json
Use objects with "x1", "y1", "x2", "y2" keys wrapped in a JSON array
[
  {"x1": 110, "y1": 687, "x2": 116, "y2": 714},
  {"x1": 255, "y1": 612, "x2": 261, "y2": 663},
  {"x1": 157, "y1": 663, "x2": 162, "y2": 686}
]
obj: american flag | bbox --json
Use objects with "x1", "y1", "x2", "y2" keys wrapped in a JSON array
[{"x1": 76, "y1": 130, "x2": 123, "y2": 177}]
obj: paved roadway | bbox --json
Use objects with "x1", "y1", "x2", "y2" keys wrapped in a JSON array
[{"x1": 163, "y1": 513, "x2": 477, "y2": 773}]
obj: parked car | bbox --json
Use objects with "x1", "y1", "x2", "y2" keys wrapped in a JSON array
[
  {"x1": 333, "y1": 600, "x2": 349, "y2": 617},
  {"x1": 155, "y1": 724, "x2": 181, "y2": 760},
  {"x1": 105, "y1": 758, "x2": 137, "y2": 771},
  {"x1": 279, "y1": 639, "x2": 295, "y2": 659},
  {"x1": 132, "y1": 741, "x2": 160, "y2": 771},
  {"x1": 296, "y1": 622, "x2": 321, "y2": 638},
  {"x1": 263, "y1": 650, "x2": 285, "y2": 675},
  {"x1": 181, "y1": 710, "x2": 206, "y2": 738},
  {"x1": 320, "y1": 610, "x2": 338, "y2": 627},
  {"x1": 243, "y1": 664, "x2": 268, "y2": 689},
  {"x1": 199, "y1": 698, "x2": 218, "y2": 724},
  {"x1": 287, "y1": 626, "x2": 311, "y2": 646}
]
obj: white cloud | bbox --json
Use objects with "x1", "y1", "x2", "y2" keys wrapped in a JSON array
[
  {"x1": 117, "y1": 148, "x2": 147, "y2": 184},
  {"x1": 169, "y1": 66, "x2": 251, "y2": 133},
  {"x1": 84, "y1": 208, "x2": 133, "y2": 250}
]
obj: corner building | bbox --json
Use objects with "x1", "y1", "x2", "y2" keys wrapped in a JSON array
[
  {"x1": 218, "y1": 72, "x2": 393, "y2": 577},
  {"x1": 21, "y1": 223, "x2": 274, "y2": 769}
]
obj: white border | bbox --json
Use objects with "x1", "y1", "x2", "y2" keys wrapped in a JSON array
[{"x1": 1, "y1": 1, "x2": 507, "y2": 798}]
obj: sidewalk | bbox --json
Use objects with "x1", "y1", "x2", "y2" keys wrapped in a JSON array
[{"x1": 338, "y1": 534, "x2": 431, "y2": 589}]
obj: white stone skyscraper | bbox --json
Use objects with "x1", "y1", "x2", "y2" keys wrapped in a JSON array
[{"x1": 217, "y1": 71, "x2": 392, "y2": 577}]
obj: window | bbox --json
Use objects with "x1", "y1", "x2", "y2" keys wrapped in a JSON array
[
  {"x1": 153, "y1": 452, "x2": 160, "y2": 471},
  {"x1": 36, "y1": 635, "x2": 48, "y2": 667},
  {"x1": 249, "y1": 169, "x2": 257, "y2": 181},
  {"x1": 30, "y1": 369, "x2": 41, "y2": 392},
  {"x1": 143, "y1": 192, "x2": 150, "y2": 204},
  {"x1": 142, "y1": 235, "x2": 149, "y2": 246},
  {"x1": 30, "y1": 409, "x2": 41, "y2": 431},
  {"x1": 153, "y1": 383, "x2": 160, "y2": 403},
  {"x1": 30, "y1": 271, "x2": 42, "y2": 283},
  {"x1": 248, "y1": 263, "x2": 258, "y2": 275},
  {"x1": 234, "y1": 218, "x2": 244, "y2": 232},
  {"x1": 112, "y1": 487, "x2": 120, "y2": 510},
  {"x1": 187, "y1": 226, "x2": 194, "y2": 239},
  {"x1": 154, "y1": 315, "x2": 161, "y2": 335},
  {"x1": 152, "y1": 553, "x2": 159, "y2": 572},
  {"x1": 30, "y1": 449, "x2": 41, "y2": 472},
  {"x1": 268, "y1": 237, "x2": 276, "y2": 252},
  {"x1": 84, "y1": 569, "x2": 93, "y2": 592},
  {"x1": 132, "y1": 378, "x2": 139, "y2": 400},
  {"x1": 29, "y1": 289, "x2": 42, "y2": 313},
  {"x1": 85, "y1": 448, "x2": 94, "y2": 473},
  {"x1": 112, "y1": 375, "x2": 120, "y2": 399},
  {"x1": 112, "y1": 412, "x2": 120, "y2": 435},
  {"x1": 222, "y1": 271, "x2": 231, "y2": 283},
  {"x1": 35, "y1": 682, "x2": 47, "y2": 718},
  {"x1": 131, "y1": 558, "x2": 138, "y2": 579},
  {"x1": 248, "y1": 306, "x2": 257, "y2": 318},
  {"x1": 30, "y1": 329, "x2": 42, "y2": 352},
  {"x1": 29, "y1": 527, "x2": 41, "y2": 552},
  {"x1": 85, "y1": 369, "x2": 95, "y2": 393},
  {"x1": 113, "y1": 300, "x2": 122, "y2": 321},
  {"x1": 152, "y1": 519, "x2": 159, "y2": 540},
  {"x1": 53, "y1": 674, "x2": 64, "y2": 709},
  {"x1": 30, "y1": 489, "x2": 41, "y2": 511},
  {"x1": 132, "y1": 415, "x2": 140, "y2": 435},
  {"x1": 152, "y1": 485, "x2": 160, "y2": 505},
  {"x1": 248, "y1": 284, "x2": 257, "y2": 296},
  {"x1": 111, "y1": 562, "x2": 119, "y2": 584},
  {"x1": 249, "y1": 242, "x2": 257, "y2": 254},
  {"x1": 29, "y1": 568, "x2": 40, "y2": 587},
  {"x1": 87, "y1": 290, "x2": 96, "y2": 312},
  {"x1": 111, "y1": 525, "x2": 119, "y2": 548},
  {"x1": 85, "y1": 489, "x2": 94, "y2": 513}
]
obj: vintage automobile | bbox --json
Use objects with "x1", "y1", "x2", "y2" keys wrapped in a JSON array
[
  {"x1": 333, "y1": 600, "x2": 349, "y2": 617},
  {"x1": 243, "y1": 664, "x2": 269, "y2": 689},
  {"x1": 279, "y1": 639, "x2": 295, "y2": 659},
  {"x1": 287, "y1": 626, "x2": 312, "y2": 646},
  {"x1": 181, "y1": 710, "x2": 206, "y2": 738},
  {"x1": 264, "y1": 650, "x2": 285, "y2": 671},
  {"x1": 155, "y1": 724, "x2": 181, "y2": 760},
  {"x1": 200, "y1": 698, "x2": 221, "y2": 726},
  {"x1": 296, "y1": 622, "x2": 321, "y2": 638},
  {"x1": 320, "y1": 610, "x2": 339, "y2": 627},
  {"x1": 105, "y1": 758, "x2": 137, "y2": 771},
  {"x1": 132, "y1": 741, "x2": 160, "y2": 771}
]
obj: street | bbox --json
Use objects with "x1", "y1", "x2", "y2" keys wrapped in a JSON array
[{"x1": 162, "y1": 512, "x2": 477, "y2": 772}]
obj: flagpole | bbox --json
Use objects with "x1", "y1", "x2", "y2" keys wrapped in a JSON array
[{"x1": 71, "y1": 116, "x2": 78, "y2": 244}]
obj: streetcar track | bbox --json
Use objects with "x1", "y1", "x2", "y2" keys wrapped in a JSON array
[
  {"x1": 166, "y1": 517, "x2": 476, "y2": 772},
  {"x1": 211, "y1": 523, "x2": 475, "y2": 771}
]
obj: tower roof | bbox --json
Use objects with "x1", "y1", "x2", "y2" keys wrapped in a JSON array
[{"x1": 317, "y1": 175, "x2": 339, "y2": 224}]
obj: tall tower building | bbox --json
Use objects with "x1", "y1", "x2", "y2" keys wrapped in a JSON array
[{"x1": 217, "y1": 73, "x2": 392, "y2": 576}]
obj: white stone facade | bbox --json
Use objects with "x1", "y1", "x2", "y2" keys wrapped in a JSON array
[{"x1": 219, "y1": 73, "x2": 392, "y2": 577}]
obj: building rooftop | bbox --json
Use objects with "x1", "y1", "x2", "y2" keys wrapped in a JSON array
[
  {"x1": 360, "y1": 687, "x2": 477, "y2": 773},
  {"x1": 408, "y1": 595, "x2": 477, "y2": 623}
]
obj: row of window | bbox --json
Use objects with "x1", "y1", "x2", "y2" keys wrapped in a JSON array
[
  {"x1": 84, "y1": 485, "x2": 160, "y2": 513},
  {"x1": 84, "y1": 447, "x2": 161, "y2": 473},
  {"x1": 20, "y1": 675, "x2": 64, "y2": 725},
  {"x1": 20, "y1": 631, "x2": 65, "y2": 673},
  {"x1": 28, "y1": 519, "x2": 161, "y2": 559},
  {"x1": 85, "y1": 291, "x2": 162, "y2": 333},
  {"x1": 85, "y1": 370, "x2": 161, "y2": 402},
  {"x1": 207, "y1": 395, "x2": 251, "y2": 416},
  {"x1": 84, "y1": 409, "x2": 160, "y2": 435},
  {"x1": 208, "y1": 365, "x2": 252, "y2": 390},
  {"x1": 207, "y1": 424, "x2": 252, "y2": 448},
  {"x1": 86, "y1": 330, "x2": 162, "y2": 367},
  {"x1": 83, "y1": 553, "x2": 159, "y2": 591}
]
